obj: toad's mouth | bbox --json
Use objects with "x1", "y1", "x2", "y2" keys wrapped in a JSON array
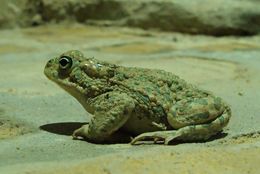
[
  {"x1": 44, "y1": 68, "x2": 85, "y2": 101},
  {"x1": 54, "y1": 76, "x2": 85, "y2": 97},
  {"x1": 55, "y1": 77, "x2": 92, "y2": 112}
]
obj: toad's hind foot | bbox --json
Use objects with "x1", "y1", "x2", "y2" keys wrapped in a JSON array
[
  {"x1": 131, "y1": 107, "x2": 231, "y2": 145},
  {"x1": 130, "y1": 131, "x2": 180, "y2": 145}
]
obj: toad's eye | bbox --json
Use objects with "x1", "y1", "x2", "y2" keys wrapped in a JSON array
[{"x1": 59, "y1": 56, "x2": 72, "y2": 70}]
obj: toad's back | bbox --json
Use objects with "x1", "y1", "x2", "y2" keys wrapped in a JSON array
[{"x1": 111, "y1": 66, "x2": 198, "y2": 111}]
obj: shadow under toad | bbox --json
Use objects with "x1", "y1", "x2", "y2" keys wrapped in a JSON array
[
  {"x1": 40, "y1": 122, "x2": 131, "y2": 144},
  {"x1": 40, "y1": 122, "x2": 88, "y2": 136},
  {"x1": 39, "y1": 122, "x2": 228, "y2": 145}
]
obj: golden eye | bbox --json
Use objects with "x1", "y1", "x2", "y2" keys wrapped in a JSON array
[{"x1": 59, "y1": 56, "x2": 72, "y2": 69}]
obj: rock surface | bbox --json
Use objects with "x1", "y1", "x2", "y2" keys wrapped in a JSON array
[
  {"x1": 1, "y1": 0, "x2": 260, "y2": 35},
  {"x1": 125, "y1": 0, "x2": 260, "y2": 35},
  {"x1": 0, "y1": 24, "x2": 260, "y2": 173},
  {"x1": 0, "y1": 0, "x2": 26, "y2": 28}
]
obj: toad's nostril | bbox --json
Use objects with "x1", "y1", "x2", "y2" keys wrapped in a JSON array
[
  {"x1": 45, "y1": 60, "x2": 53, "y2": 68},
  {"x1": 48, "y1": 59, "x2": 53, "y2": 64}
]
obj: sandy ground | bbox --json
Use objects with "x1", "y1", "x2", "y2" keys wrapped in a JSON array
[{"x1": 0, "y1": 24, "x2": 260, "y2": 174}]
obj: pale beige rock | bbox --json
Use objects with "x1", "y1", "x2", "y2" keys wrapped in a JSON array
[
  {"x1": 0, "y1": 24, "x2": 260, "y2": 174},
  {"x1": 1, "y1": 0, "x2": 260, "y2": 35},
  {"x1": 23, "y1": 0, "x2": 260, "y2": 35}
]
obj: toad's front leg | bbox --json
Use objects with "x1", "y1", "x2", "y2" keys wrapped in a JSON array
[{"x1": 73, "y1": 92, "x2": 135, "y2": 143}]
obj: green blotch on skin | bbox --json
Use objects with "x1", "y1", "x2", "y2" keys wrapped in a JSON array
[
  {"x1": 138, "y1": 94, "x2": 150, "y2": 104},
  {"x1": 188, "y1": 125, "x2": 196, "y2": 132},
  {"x1": 193, "y1": 112, "x2": 209, "y2": 120},
  {"x1": 171, "y1": 111, "x2": 177, "y2": 117},
  {"x1": 195, "y1": 99, "x2": 208, "y2": 105},
  {"x1": 116, "y1": 73, "x2": 125, "y2": 81},
  {"x1": 153, "y1": 106, "x2": 164, "y2": 115},
  {"x1": 186, "y1": 91, "x2": 194, "y2": 97},
  {"x1": 214, "y1": 97, "x2": 222, "y2": 110},
  {"x1": 219, "y1": 116, "x2": 225, "y2": 126},
  {"x1": 202, "y1": 124, "x2": 211, "y2": 129}
]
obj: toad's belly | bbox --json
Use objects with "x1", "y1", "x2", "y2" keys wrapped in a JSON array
[{"x1": 122, "y1": 113, "x2": 169, "y2": 135}]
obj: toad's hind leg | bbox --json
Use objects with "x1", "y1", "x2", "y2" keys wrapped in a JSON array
[
  {"x1": 131, "y1": 110, "x2": 230, "y2": 144},
  {"x1": 131, "y1": 107, "x2": 231, "y2": 145}
]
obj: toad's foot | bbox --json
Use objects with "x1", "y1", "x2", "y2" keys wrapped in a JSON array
[
  {"x1": 73, "y1": 124, "x2": 132, "y2": 143},
  {"x1": 130, "y1": 130, "x2": 180, "y2": 145},
  {"x1": 72, "y1": 124, "x2": 89, "y2": 140}
]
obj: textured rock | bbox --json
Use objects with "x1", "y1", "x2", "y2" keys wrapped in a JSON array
[
  {"x1": 23, "y1": 0, "x2": 129, "y2": 25},
  {"x1": 1, "y1": 0, "x2": 260, "y2": 35},
  {"x1": 125, "y1": 0, "x2": 260, "y2": 36},
  {"x1": 0, "y1": 0, "x2": 25, "y2": 28},
  {"x1": 0, "y1": 24, "x2": 260, "y2": 174},
  {"x1": 23, "y1": 0, "x2": 260, "y2": 36}
]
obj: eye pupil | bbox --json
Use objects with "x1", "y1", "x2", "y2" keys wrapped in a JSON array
[
  {"x1": 59, "y1": 56, "x2": 72, "y2": 69},
  {"x1": 59, "y1": 58, "x2": 69, "y2": 66}
]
